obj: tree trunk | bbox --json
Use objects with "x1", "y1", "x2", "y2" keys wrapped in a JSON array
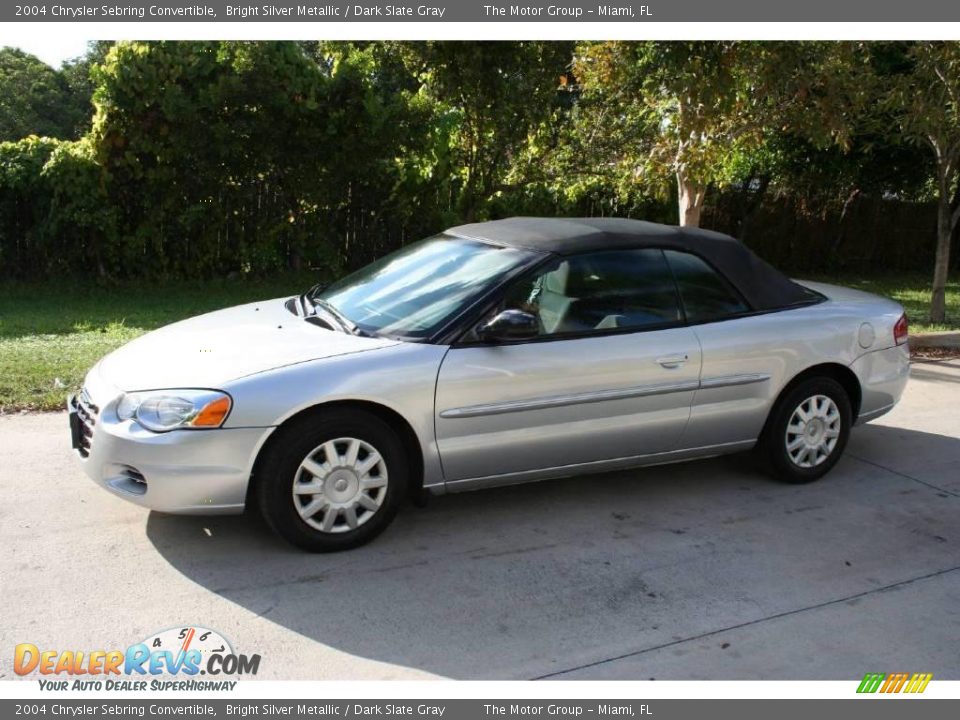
[
  {"x1": 930, "y1": 191, "x2": 952, "y2": 323},
  {"x1": 677, "y1": 173, "x2": 707, "y2": 228},
  {"x1": 832, "y1": 187, "x2": 861, "y2": 257}
]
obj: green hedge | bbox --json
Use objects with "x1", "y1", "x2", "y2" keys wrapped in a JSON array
[
  {"x1": 0, "y1": 42, "x2": 453, "y2": 282},
  {"x1": 0, "y1": 136, "x2": 114, "y2": 278}
]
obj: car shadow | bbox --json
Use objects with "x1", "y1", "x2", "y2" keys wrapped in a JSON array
[
  {"x1": 908, "y1": 359, "x2": 960, "y2": 385},
  {"x1": 145, "y1": 422, "x2": 960, "y2": 680}
]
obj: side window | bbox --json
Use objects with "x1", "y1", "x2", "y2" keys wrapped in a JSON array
[
  {"x1": 500, "y1": 249, "x2": 682, "y2": 337},
  {"x1": 664, "y1": 250, "x2": 749, "y2": 322}
]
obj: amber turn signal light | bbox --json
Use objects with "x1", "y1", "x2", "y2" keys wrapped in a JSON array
[{"x1": 192, "y1": 395, "x2": 232, "y2": 427}]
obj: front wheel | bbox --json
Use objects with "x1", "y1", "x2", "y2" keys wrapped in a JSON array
[
  {"x1": 256, "y1": 409, "x2": 408, "y2": 552},
  {"x1": 762, "y1": 377, "x2": 852, "y2": 484}
]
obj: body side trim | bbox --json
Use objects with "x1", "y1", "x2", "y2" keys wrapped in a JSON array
[
  {"x1": 439, "y1": 373, "x2": 770, "y2": 419},
  {"x1": 439, "y1": 380, "x2": 701, "y2": 418},
  {"x1": 698, "y1": 372, "x2": 772, "y2": 390}
]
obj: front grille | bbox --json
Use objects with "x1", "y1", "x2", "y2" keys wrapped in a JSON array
[{"x1": 74, "y1": 388, "x2": 99, "y2": 458}]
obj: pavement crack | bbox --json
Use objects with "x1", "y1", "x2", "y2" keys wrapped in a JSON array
[
  {"x1": 531, "y1": 564, "x2": 960, "y2": 680},
  {"x1": 848, "y1": 453, "x2": 960, "y2": 498}
]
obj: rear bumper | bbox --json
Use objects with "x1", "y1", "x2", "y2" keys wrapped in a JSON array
[
  {"x1": 850, "y1": 344, "x2": 910, "y2": 425},
  {"x1": 69, "y1": 391, "x2": 272, "y2": 515}
]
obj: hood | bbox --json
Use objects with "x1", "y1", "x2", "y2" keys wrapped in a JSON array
[{"x1": 97, "y1": 297, "x2": 399, "y2": 391}]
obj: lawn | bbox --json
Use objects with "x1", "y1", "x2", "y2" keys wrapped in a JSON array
[
  {"x1": 0, "y1": 274, "x2": 315, "y2": 412},
  {"x1": 1, "y1": 272, "x2": 957, "y2": 412}
]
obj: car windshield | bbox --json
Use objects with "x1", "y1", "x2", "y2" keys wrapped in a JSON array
[{"x1": 311, "y1": 235, "x2": 533, "y2": 340}]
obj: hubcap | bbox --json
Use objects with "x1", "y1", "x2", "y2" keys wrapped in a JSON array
[
  {"x1": 291, "y1": 437, "x2": 388, "y2": 534},
  {"x1": 785, "y1": 394, "x2": 842, "y2": 469}
]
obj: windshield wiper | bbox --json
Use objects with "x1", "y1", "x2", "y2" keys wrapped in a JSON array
[
  {"x1": 306, "y1": 282, "x2": 328, "y2": 298},
  {"x1": 303, "y1": 294, "x2": 370, "y2": 337}
]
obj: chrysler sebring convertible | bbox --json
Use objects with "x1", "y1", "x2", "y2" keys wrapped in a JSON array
[{"x1": 70, "y1": 218, "x2": 910, "y2": 551}]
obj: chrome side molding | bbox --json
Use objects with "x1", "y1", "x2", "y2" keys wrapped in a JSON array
[
  {"x1": 698, "y1": 373, "x2": 771, "y2": 389},
  {"x1": 440, "y1": 373, "x2": 770, "y2": 419}
]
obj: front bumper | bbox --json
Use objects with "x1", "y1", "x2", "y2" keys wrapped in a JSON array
[
  {"x1": 851, "y1": 343, "x2": 911, "y2": 425},
  {"x1": 69, "y1": 389, "x2": 272, "y2": 515}
]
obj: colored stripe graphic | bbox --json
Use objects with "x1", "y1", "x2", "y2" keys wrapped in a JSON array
[
  {"x1": 857, "y1": 673, "x2": 886, "y2": 693},
  {"x1": 857, "y1": 672, "x2": 932, "y2": 694},
  {"x1": 905, "y1": 673, "x2": 933, "y2": 693},
  {"x1": 881, "y1": 672, "x2": 908, "y2": 693}
]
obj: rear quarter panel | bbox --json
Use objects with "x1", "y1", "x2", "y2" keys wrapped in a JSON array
[{"x1": 684, "y1": 286, "x2": 904, "y2": 447}]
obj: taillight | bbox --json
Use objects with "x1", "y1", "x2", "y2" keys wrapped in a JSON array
[{"x1": 894, "y1": 313, "x2": 909, "y2": 346}]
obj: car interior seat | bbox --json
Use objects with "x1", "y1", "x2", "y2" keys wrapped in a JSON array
[
  {"x1": 537, "y1": 261, "x2": 574, "y2": 333},
  {"x1": 538, "y1": 259, "x2": 609, "y2": 333}
]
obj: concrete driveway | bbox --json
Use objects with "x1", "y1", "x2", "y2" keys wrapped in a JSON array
[{"x1": 2, "y1": 359, "x2": 959, "y2": 681}]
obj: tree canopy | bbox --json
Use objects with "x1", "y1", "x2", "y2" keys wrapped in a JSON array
[{"x1": 0, "y1": 46, "x2": 96, "y2": 141}]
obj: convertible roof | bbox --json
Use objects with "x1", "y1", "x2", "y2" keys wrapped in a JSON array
[{"x1": 446, "y1": 217, "x2": 813, "y2": 311}]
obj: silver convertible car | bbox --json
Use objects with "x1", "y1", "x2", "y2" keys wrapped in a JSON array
[{"x1": 70, "y1": 218, "x2": 910, "y2": 551}]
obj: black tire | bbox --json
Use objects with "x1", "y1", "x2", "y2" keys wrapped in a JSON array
[
  {"x1": 761, "y1": 376, "x2": 852, "y2": 484},
  {"x1": 255, "y1": 409, "x2": 408, "y2": 552}
]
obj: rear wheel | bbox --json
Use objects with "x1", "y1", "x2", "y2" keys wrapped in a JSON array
[
  {"x1": 762, "y1": 377, "x2": 852, "y2": 484},
  {"x1": 256, "y1": 409, "x2": 408, "y2": 552}
]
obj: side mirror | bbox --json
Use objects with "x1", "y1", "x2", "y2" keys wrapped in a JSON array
[{"x1": 477, "y1": 309, "x2": 539, "y2": 342}]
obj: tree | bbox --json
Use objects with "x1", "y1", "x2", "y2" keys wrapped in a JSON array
[
  {"x1": 886, "y1": 42, "x2": 960, "y2": 323},
  {"x1": 572, "y1": 41, "x2": 866, "y2": 227},
  {"x1": 0, "y1": 45, "x2": 103, "y2": 141},
  {"x1": 0, "y1": 47, "x2": 69, "y2": 140},
  {"x1": 302, "y1": 42, "x2": 444, "y2": 267},
  {"x1": 86, "y1": 41, "x2": 440, "y2": 277},
  {"x1": 89, "y1": 41, "x2": 335, "y2": 275},
  {"x1": 397, "y1": 41, "x2": 571, "y2": 222},
  {"x1": 57, "y1": 41, "x2": 113, "y2": 139}
]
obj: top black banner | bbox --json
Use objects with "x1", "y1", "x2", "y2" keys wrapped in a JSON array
[{"x1": 7, "y1": 0, "x2": 960, "y2": 22}]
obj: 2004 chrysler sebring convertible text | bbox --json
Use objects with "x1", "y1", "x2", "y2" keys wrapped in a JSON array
[{"x1": 69, "y1": 218, "x2": 910, "y2": 552}]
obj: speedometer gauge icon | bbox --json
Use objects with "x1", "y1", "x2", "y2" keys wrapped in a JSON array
[{"x1": 141, "y1": 626, "x2": 233, "y2": 669}]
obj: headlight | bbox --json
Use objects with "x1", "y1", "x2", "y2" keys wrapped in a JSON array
[{"x1": 116, "y1": 390, "x2": 232, "y2": 432}]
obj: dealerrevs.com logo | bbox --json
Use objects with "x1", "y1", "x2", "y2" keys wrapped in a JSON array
[{"x1": 14, "y1": 626, "x2": 260, "y2": 691}]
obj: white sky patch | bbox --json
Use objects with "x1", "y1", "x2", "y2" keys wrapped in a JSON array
[{"x1": 0, "y1": 35, "x2": 92, "y2": 67}]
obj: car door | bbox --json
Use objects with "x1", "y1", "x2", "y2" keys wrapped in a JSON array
[
  {"x1": 434, "y1": 248, "x2": 703, "y2": 486},
  {"x1": 662, "y1": 249, "x2": 780, "y2": 448}
]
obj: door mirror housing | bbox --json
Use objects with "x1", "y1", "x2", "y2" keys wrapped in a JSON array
[{"x1": 477, "y1": 309, "x2": 539, "y2": 342}]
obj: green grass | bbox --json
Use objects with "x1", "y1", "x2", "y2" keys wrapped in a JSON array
[
  {"x1": 0, "y1": 274, "x2": 315, "y2": 412},
  {"x1": 1, "y1": 272, "x2": 957, "y2": 412}
]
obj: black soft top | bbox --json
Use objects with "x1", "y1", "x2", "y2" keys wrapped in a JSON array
[{"x1": 447, "y1": 217, "x2": 813, "y2": 311}]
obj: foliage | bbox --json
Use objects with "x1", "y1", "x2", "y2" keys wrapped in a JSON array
[
  {"x1": 0, "y1": 46, "x2": 95, "y2": 141},
  {"x1": 0, "y1": 135, "x2": 112, "y2": 278},
  {"x1": 396, "y1": 41, "x2": 573, "y2": 221},
  {"x1": 880, "y1": 41, "x2": 960, "y2": 322},
  {"x1": 83, "y1": 41, "x2": 448, "y2": 278},
  {"x1": 569, "y1": 41, "x2": 869, "y2": 225},
  {"x1": 89, "y1": 42, "x2": 320, "y2": 276}
]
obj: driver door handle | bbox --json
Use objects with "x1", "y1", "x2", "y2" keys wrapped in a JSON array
[{"x1": 656, "y1": 354, "x2": 689, "y2": 369}]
